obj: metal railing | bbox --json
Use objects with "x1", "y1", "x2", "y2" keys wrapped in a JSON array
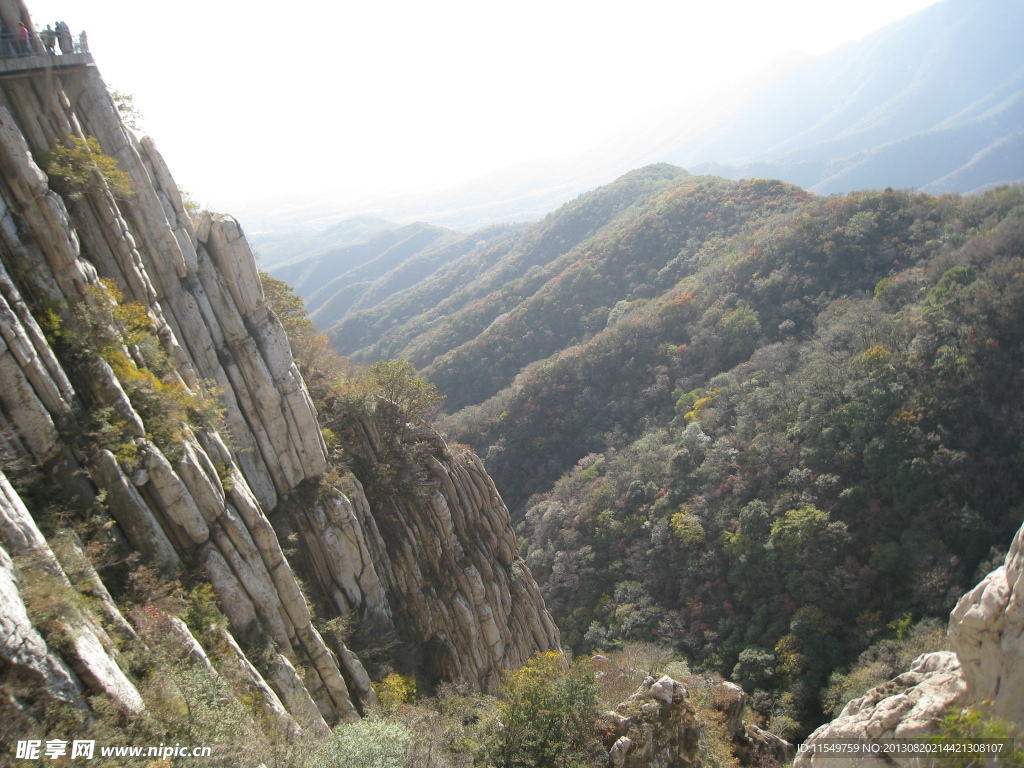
[{"x1": 0, "y1": 28, "x2": 88, "y2": 60}]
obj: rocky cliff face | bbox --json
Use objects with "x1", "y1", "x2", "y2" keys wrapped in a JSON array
[
  {"x1": 0, "y1": 0, "x2": 556, "y2": 740},
  {"x1": 598, "y1": 674, "x2": 794, "y2": 768},
  {"x1": 795, "y1": 518, "x2": 1024, "y2": 766}
]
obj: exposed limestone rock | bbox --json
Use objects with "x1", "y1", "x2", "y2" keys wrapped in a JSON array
[
  {"x1": 265, "y1": 652, "x2": 331, "y2": 736},
  {"x1": 177, "y1": 437, "x2": 226, "y2": 522},
  {"x1": 650, "y1": 675, "x2": 689, "y2": 707},
  {"x1": 0, "y1": 18, "x2": 558, "y2": 737},
  {"x1": 712, "y1": 681, "x2": 746, "y2": 739},
  {"x1": 948, "y1": 519, "x2": 1024, "y2": 725},
  {"x1": 0, "y1": 468, "x2": 143, "y2": 714},
  {"x1": 327, "y1": 417, "x2": 560, "y2": 692},
  {"x1": 331, "y1": 637, "x2": 379, "y2": 710},
  {"x1": 0, "y1": 541, "x2": 82, "y2": 705},
  {"x1": 90, "y1": 449, "x2": 181, "y2": 572},
  {"x1": 284, "y1": 484, "x2": 392, "y2": 628},
  {"x1": 740, "y1": 725, "x2": 796, "y2": 767},
  {"x1": 142, "y1": 439, "x2": 210, "y2": 546},
  {"x1": 599, "y1": 674, "x2": 701, "y2": 768},
  {"x1": 163, "y1": 615, "x2": 217, "y2": 678},
  {"x1": 0, "y1": 260, "x2": 76, "y2": 419},
  {"x1": 0, "y1": 296, "x2": 63, "y2": 461},
  {"x1": 64, "y1": 622, "x2": 144, "y2": 714},
  {"x1": 710, "y1": 681, "x2": 794, "y2": 766},
  {"x1": 198, "y1": 544, "x2": 259, "y2": 632},
  {"x1": 0, "y1": 103, "x2": 94, "y2": 307},
  {"x1": 600, "y1": 675, "x2": 793, "y2": 768},
  {"x1": 794, "y1": 652, "x2": 968, "y2": 768},
  {"x1": 213, "y1": 626, "x2": 304, "y2": 742},
  {"x1": 210, "y1": 518, "x2": 293, "y2": 649},
  {"x1": 79, "y1": 358, "x2": 146, "y2": 438}
]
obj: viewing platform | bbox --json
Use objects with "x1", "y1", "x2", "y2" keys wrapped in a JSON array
[
  {"x1": 0, "y1": 30, "x2": 92, "y2": 76},
  {"x1": 0, "y1": 51, "x2": 93, "y2": 75}
]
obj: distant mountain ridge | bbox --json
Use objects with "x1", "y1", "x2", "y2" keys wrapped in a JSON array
[
  {"x1": 272, "y1": 222, "x2": 464, "y2": 328},
  {"x1": 272, "y1": 165, "x2": 694, "y2": 363},
  {"x1": 249, "y1": 0, "x2": 1021, "y2": 272},
  {"x1": 669, "y1": 0, "x2": 1024, "y2": 194},
  {"x1": 253, "y1": 214, "x2": 397, "y2": 268}
]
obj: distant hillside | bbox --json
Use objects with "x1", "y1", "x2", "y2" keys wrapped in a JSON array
[
  {"x1": 251, "y1": 214, "x2": 396, "y2": 268},
  {"x1": 668, "y1": 0, "x2": 1024, "y2": 194},
  {"x1": 270, "y1": 221, "x2": 477, "y2": 327},
  {"x1": 304, "y1": 160, "x2": 1024, "y2": 741},
  {"x1": 326, "y1": 165, "x2": 694, "y2": 383}
]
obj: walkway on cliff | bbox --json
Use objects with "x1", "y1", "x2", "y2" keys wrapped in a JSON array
[{"x1": 0, "y1": 32, "x2": 92, "y2": 75}]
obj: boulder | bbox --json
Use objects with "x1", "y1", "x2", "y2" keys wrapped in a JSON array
[{"x1": 795, "y1": 652, "x2": 967, "y2": 767}]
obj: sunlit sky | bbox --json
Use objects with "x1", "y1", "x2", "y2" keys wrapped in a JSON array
[{"x1": 26, "y1": 0, "x2": 942, "y2": 213}]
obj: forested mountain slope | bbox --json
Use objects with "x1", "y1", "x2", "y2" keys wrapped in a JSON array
[
  {"x1": 327, "y1": 164, "x2": 692, "y2": 376},
  {"x1": 327, "y1": 164, "x2": 1024, "y2": 739},
  {"x1": 269, "y1": 221, "x2": 469, "y2": 328},
  {"x1": 430, "y1": 181, "x2": 1024, "y2": 739}
]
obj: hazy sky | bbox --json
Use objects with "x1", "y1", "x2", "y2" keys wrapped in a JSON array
[{"x1": 26, "y1": 0, "x2": 942, "y2": 212}]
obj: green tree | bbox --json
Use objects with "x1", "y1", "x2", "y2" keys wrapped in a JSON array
[
  {"x1": 492, "y1": 651, "x2": 600, "y2": 768},
  {"x1": 45, "y1": 135, "x2": 134, "y2": 198},
  {"x1": 933, "y1": 706, "x2": 1024, "y2": 768},
  {"x1": 307, "y1": 718, "x2": 412, "y2": 768},
  {"x1": 732, "y1": 646, "x2": 776, "y2": 691},
  {"x1": 110, "y1": 89, "x2": 143, "y2": 130},
  {"x1": 717, "y1": 304, "x2": 761, "y2": 363},
  {"x1": 365, "y1": 359, "x2": 445, "y2": 422},
  {"x1": 770, "y1": 505, "x2": 831, "y2": 557}
]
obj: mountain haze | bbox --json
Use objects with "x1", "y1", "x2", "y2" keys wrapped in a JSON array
[
  {"x1": 247, "y1": 0, "x2": 1022, "y2": 268},
  {"x1": 254, "y1": 214, "x2": 397, "y2": 268},
  {"x1": 671, "y1": 0, "x2": 1024, "y2": 194}
]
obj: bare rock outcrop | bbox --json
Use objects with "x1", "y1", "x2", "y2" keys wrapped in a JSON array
[
  {"x1": 712, "y1": 681, "x2": 795, "y2": 766},
  {"x1": 948, "y1": 520, "x2": 1024, "y2": 725},
  {"x1": 307, "y1": 414, "x2": 560, "y2": 692},
  {"x1": 597, "y1": 673, "x2": 795, "y2": 768},
  {"x1": 794, "y1": 653, "x2": 968, "y2": 768},
  {"x1": 0, "y1": 0, "x2": 558, "y2": 736},
  {"x1": 0, "y1": 469, "x2": 143, "y2": 714},
  {"x1": 0, "y1": 541, "x2": 82, "y2": 706},
  {"x1": 601, "y1": 674, "x2": 701, "y2": 768}
]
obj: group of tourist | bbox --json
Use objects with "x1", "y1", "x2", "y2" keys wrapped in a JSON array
[{"x1": 0, "y1": 20, "x2": 82, "y2": 59}]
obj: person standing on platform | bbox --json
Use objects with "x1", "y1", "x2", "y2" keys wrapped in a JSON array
[
  {"x1": 17, "y1": 22, "x2": 30, "y2": 56},
  {"x1": 56, "y1": 21, "x2": 72, "y2": 54},
  {"x1": 42, "y1": 24, "x2": 56, "y2": 54}
]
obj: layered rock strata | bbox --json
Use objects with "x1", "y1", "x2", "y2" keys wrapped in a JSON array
[
  {"x1": 0, "y1": 0, "x2": 556, "y2": 735},
  {"x1": 285, "y1": 414, "x2": 560, "y2": 692}
]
